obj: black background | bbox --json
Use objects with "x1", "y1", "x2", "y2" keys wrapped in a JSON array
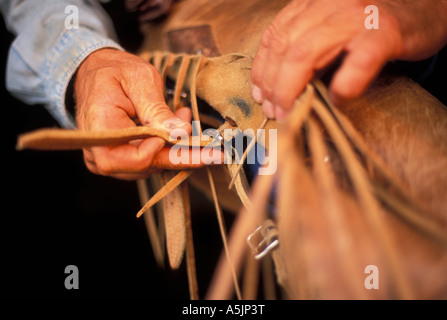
[{"x1": 1, "y1": 0, "x2": 446, "y2": 301}]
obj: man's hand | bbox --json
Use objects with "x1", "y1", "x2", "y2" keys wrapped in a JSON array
[
  {"x1": 251, "y1": 0, "x2": 447, "y2": 120},
  {"x1": 74, "y1": 48, "x2": 219, "y2": 180}
]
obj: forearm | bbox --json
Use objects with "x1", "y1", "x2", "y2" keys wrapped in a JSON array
[{"x1": 0, "y1": 0, "x2": 123, "y2": 128}]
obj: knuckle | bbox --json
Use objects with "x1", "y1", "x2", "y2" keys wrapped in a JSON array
[
  {"x1": 139, "y1": 62, "x2": 159, "y2": 77},
  {"x1": 140, "y1": 102, "x2": 174, "y2": 126},
  {"x1": 260, "y1": 25, "x2": 275, "y2": 48},
  {"x1": 125, "y1": 62, "x2": 161, "y2": 85},
  {"x1": 93, "y1": 66, "x2": 116, "y2": 81},
  {"x1": 261, "y1": 21, "x2": 289, "y2": 55},
  {"x1": 288, "y1": 38, "x2": 312, "y2": 63},
  {"x1": 269, "y1": 32, "x2": 289, "y2": 55},
  {"x1": 378, "y1": 11, "x2": 399, "y2": 30}
]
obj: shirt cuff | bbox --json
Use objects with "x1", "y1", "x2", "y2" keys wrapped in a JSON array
[{"x1": 45, "y1": 27, "x2": 124, "y2": 128}]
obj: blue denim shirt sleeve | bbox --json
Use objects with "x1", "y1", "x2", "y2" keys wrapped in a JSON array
[{"x1": 0, "y1": 0, "x2": 124, "y2": 128}]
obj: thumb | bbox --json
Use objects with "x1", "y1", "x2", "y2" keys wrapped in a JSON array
[
  {"x1": 139, "y1": 100, "x2": 192, "y2": 135},
  {"x1": 126, "y1": 64, "x2": 191, "y2": 134}
]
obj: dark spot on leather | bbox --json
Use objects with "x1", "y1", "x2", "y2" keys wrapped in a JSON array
[{"x1": 229, "y1": 97, "x2": 251, "y2": 117}]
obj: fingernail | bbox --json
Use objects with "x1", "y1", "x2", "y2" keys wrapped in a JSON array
[
  {"x1": 163, "y1": 117, "x2": 190, "y2": 138},
  {"x1": 263, "y1": 100, "x2": 275, "y2": 119},
  {"x1": 252, "y1": 85, "x2": 263, "y2": 104},
  {"x1": 162, "y1": 117, "x2": 189, "y2": 130}
]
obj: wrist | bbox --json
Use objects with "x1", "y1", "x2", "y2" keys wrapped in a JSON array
[{"x1": 75, "y1": 48, "x2": 121, "y2": 81}]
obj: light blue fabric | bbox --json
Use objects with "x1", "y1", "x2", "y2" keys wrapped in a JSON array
[{"x1": 0, "y1": 0, "x2": 123, "y2": 128}]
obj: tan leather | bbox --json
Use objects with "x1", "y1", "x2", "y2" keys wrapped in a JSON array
[
  {"x1": 136, "y1": 0, "x2": 447, "y2": 299},
  {"x1": 17, "y1": 0, "x2": 447, "y2": 299},
  {"x1": 139, "y1": 0, "x2": 290, "y2": 56}
]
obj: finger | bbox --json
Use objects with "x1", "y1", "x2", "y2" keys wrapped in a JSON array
[
  {"x1": 89, "y1": 143, "x2": 224, "y2": 178},
  {"x1": 251, "y1": 23, "x2": 276, "y2": 104},
  {"x1": 329, "y1": 32, "x2": 397, "y2": 104},
  {"x1": 151, "y1": 146, "x2": 225, "y2": 170},
  {"x1": 270, "y1": 24, "x2": 349, "y2": 112},
  {"x1": 150, "y1": 105, "x2": 224, "y2": 169},
  {"x1": 144, "y1": 107, "x2": 225, "y2": 170},
  {"x1": 251, "y1": 0, "x2": 309, "y2": 102},
  {"x1": 174, "y1": 107, "x2": 192, "y2": 124},
  {"x1": 274, "y1": 105, "x2": 288, "y2": 122},
  {"x1": 109, "y1": 172, "x2": 161, "y2": 181},
  {"x1": 77, "y1": 78, "x2": 138, "y2": 131},
  {"x1": 80, "y1": 81, "x2": 171, "y2": 177},
  {"x1": 91, "y1": 136, "x2": 166, "y2": 176},
  {"x1": 170, "y1": 107, "x2": 193, "y2": 138},
  {"x1": 96, "y1": 65, "x2": 192, "y2": 175},
  {"x1": 123, "y1": 61, "x2": 191, "y2": 134},
  {"x1": 83, "y1": 152, "x2": 159, "y2": 180},
  {"x1": 84, "y1": 107, "x2": 195, "y2": 178},
  {"x1": 257, "y1": 1, "x2": 332, "y2": 103},
  {"x1": 83, "y1": 151, "x2": 100, "y2": 175},
  {"x1": 87, "y1": 107, "x2": 222, "y2": 176}
]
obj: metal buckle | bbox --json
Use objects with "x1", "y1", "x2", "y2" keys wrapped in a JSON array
[
  {"x1": 247, "y1": 219, "x2": 279, "y2": 260},
  {"x1": 202, "y1": 128, "x2": 224, "y2": 148}
]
